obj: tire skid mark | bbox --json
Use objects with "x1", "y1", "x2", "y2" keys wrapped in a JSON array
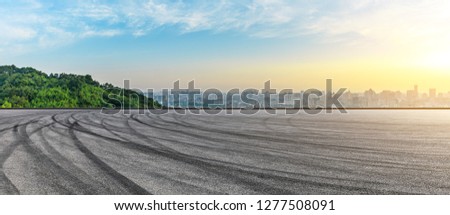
[
  {"x1": 115, "y1": 114, "x2": 249, "y2": 156},
  {"x1": 154, "y1": 114, "x2": 337, "y2": 156},
  {"x1": 174, "y1": 114, "x2": 423, "y2": 193},
  {"x1": 127, "y1": 115, "x2": 238, "y2": 156},
  {"x1": 93, "y1": 113, "x2": 172, "y2": 151},
  {"x1": 62, "y1": 115, "x2": 150, "y2": 195},
  {"x1": 73, "y1": 113, "x2": 130, "y2": 142},
  {"x1": 50, "y1": 112, "x2": 151, "y2": 194},
  {"x1": 57, "y1": 114, "x2": 296, "y2": 194},
  {"x1": 14, "y1": 118, "x2": 94, "y2": 194},
  {"x1": 0, "y1": 116, "x2": 50, "y2": 195},
  {"x1": 134, "y1": 114, "x2": 358, "y2": 175},
  {"x1": 156, "y1": 113, "x2": 299, "y2": 145},
  {"x1": 134, "y1": 114, "x2": 372, "y2": 177},
  {"x1": 89, "y1": 114, "x2": 224, "y2": 194},
  {"x1": 129, "y1": 114, "x2": 397, "y2": 194},
  {"x1": 31, "y1": 117, "x2": 107, "y2": 194},
  {"x1": 139, "y1": 114, "x2": 293, "y2": 154},
  {"x1": 1, "y1": 111, "x2": 427, "y2": 194},
  {"x1": 124, "y1": 115, "x2": 315, "y2": 188},
  {"x1": 45, "y1": 120, "x2": 142, "y2": 194},
  {"x1": 0, "y1": 131, "x2": 20, "y2": 194}
]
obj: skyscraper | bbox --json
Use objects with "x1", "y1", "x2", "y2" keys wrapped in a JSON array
[{"x1": 429, "y1": 88, "x2": 436, "y2": 98}]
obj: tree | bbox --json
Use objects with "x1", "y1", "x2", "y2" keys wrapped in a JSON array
[
  {"x1": 0, "y1": 65, "x2": 160, "y2": 108},
  {"x1": 31, "y1": 87, "x2": 76, "y2": 108},
  {"x1": 1, "y1": 100, "x2": 12, "y2": 108}
]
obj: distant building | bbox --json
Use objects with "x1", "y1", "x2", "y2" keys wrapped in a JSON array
[
  {"x1": 151, "y1": 84, "x2": 450, "y2": 108},
  {"x1": 407, "y1": 85, "x2": 419, "y2": 99},
  {"x1": 364, "y1": 89, "x2": 377, "y2": 107},
  {"x1": 429, "y1": 88, "x2": 436, "y2": 98}
]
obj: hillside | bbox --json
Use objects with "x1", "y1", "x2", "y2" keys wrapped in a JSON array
[{"x1": 0, "y1": 65, "x2": 160, "y2": 109}]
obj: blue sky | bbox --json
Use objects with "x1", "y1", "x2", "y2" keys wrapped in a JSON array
[{"x1": 1, "y1": 0, "x2": 450, "y2": 91}]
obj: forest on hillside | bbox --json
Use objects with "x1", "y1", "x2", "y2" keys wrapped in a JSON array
[{"x1": 0, "y1": 65, "x2": 160, "y2": 109}]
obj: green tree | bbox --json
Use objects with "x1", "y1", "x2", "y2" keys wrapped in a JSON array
[
  {"x1": 0, "y1": 65, "x2": 160, "y2": 109},
  {"x1": 1, "y1": 100, "x2": 12, "y2": 108},
  {"x1": 31, "y1": 87, "x2": 77, "y2": 108}
]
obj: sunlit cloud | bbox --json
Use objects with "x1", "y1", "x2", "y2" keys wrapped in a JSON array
[{"x1": 309, "y1": 0, "x2": 450, "y2": 48}]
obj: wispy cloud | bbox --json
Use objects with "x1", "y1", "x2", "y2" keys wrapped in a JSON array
[
  {"x1": 1, "y1": 0, "x2": 449, "y2": 55},
  {"x1": 308, "y1": 0, "x2": 450, "y2": 48}
]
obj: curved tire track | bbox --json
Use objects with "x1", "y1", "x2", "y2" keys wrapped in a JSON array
[{"x1": 1, "y1": 110, "x2": 450, "y2": 194}]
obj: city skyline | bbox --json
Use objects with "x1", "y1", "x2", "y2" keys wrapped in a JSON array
[{"x1": 148, "y1": 83, "x2": 450, "y2": 108}]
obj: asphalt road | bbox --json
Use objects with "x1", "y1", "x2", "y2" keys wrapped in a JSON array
[{"x1": 1, "y1": 110, "x2": 450, "y2": 194}]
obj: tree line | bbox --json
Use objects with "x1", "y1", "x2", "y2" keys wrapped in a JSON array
[{"x1": 0, "y1": 65, "x2": 160, "y2": 109}]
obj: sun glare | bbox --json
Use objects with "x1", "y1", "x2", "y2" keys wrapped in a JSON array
[{"x1": 419, "y1": 51, "x2": 450, "y2": 70}]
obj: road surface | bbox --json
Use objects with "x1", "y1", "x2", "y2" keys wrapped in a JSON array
[{"x1": 1, "y1": 110, "x2": 450, "y2": 194}]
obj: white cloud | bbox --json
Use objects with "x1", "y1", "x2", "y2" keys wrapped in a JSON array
[
  {"x1": 68, "y1": 3, "x2": 119, "y2": 23},
  {"x1": 0, "y1": 23, "x2": 36, "y2": 42},
  {"x1": 1, "y1": 0, "x2": 450, "y2": 55},
  {"x1": 37, "y1": 26, "x2": 76, "y2": 48},
  {"x1": 81, "y1": 29, "x2": 123, "y2": 38},
  {"x1": 307, "y1": 0, "x2": 450, "y2": 49}
]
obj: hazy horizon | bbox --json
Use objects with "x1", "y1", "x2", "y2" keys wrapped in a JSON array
[{"x1": 1, "y1": 0, "x2": 449, "y2": 92}]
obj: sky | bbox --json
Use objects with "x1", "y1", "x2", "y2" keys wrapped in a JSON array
[{"x1": 1, "y1": 0, "x2": 450, "y2": 92}]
